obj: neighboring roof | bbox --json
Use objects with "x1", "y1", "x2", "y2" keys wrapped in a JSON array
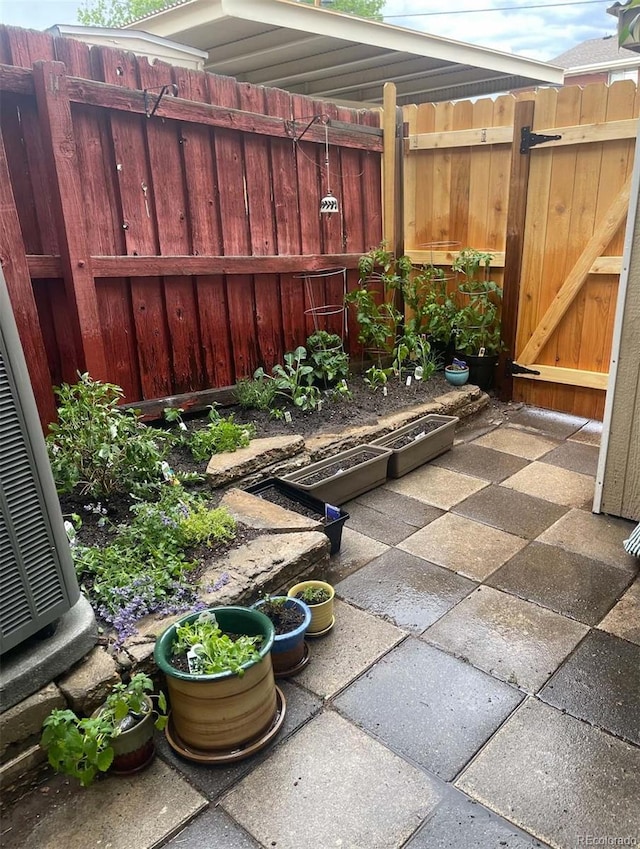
[
  {"x1": 553, "y1": 34, "x2": 640, "y2": 68},
  {"x1": 47, "y1": 24, "x2": 208, "y2": 70},
  {"x1": 125, "y1": 0, "x2": 563, "y2": 105}
]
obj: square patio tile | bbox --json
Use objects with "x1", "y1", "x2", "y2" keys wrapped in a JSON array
[
  {"x1": 537, "y1": 509, "x2": 639, "y2": 572},
  {"x1": 334, "y1": 638, "x2": 523, "y2": 781},
  {"x1": 501, "y1": 462, "x2": 594, "y2": 508},
  {"x1": 473, "y1": 427, "x2": 558, "y2": 461},
  {"x1": 344, "y1": 501, "x2": 425, "y2": 545},
  {"x1": 351, "y1": 487, "x2": 443, "y2": 529},
  {"x1": 404, "y1": 791, "x2": 550, "y2": 849},
  {"x1": 453, "y1": 485, "x2": 568, "y2": 539},
  {"x1": 568, "y1": 419, "x2": 602, "y2": 445},
  {"x1": 157, "y1": 680, "x2": 322, "y2": 800},
  {"x1": 539, "y1": 629, "x2": 640, "y2": 745},
  {"x1": 399, "y1": 513, "x2": 528, "y2": 581},
  {"x1": 430, "y1": 443, "x2": 529, "y2": 482},
  {"x1": 222, "y1": 711, "x2": 443, "y2": 849},
  {"x1": 423, "y1": 586, "x2": 588, "y2": 692},
  {"x1": 456, "y1": 699, "x2": 640, "y2": 849},
  {"x1": 487, "y1": 542, "x2": 634, "y2": 625},
  {"x1": 294, "y1": 599, "x2": 404, "y2": 698},
  {"x1": 166, "y1": 807, "x2": 260, "y2": 848},
  {"x1": 598, "y1": 578, "x2": 640, "y2": 645},
  {"x1": 384, "y1": 465, "x2": 488, "y2": 510},
  {"x1": 324, "y1": 527, "x2": 389, "y2": 586},
  {"x1": 506, "y1": 407, "x2": 588, "y2": 438},
  {"x1": 336, "y1": 548, "x2": 475, "y2": 633},
  {"x1": 539, "y1": 440, "x2": 599, "y2": 476},
  {"x1": 7, "y1": 759, "x2": 207, "y2": 849}
]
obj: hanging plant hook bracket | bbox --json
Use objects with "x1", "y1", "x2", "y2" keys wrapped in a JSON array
[{"x1": 144, "y1": 84, "x2": 179, "y2": 119}]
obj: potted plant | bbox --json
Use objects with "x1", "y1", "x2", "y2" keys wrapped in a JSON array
[
  {"x1": 370, "y1": 414, "x2": 458, "y2": 478},
  {"x1": 244, "y1": 477, "x2": 349, "y2": 554},
  {"x1": 40, "y1": 673, "x2": 168, "y2": 787},
  {"x1": 287, "y1": 580, "x2": 335, "y2": 637},
  {"x1": 452, "y1": 248, "x2": 503, "y2": 390},
  {"x1": 252, "y1": 595, "x2": 312, "y2": 676},
  {"x1": 444, "y1": 357, "x2": 470, "y2": 386},
  {"x1": 281, "y1": 444, "x2": 392, "y2": 505},
  {"x1": 154, "y1": 607, "x2": 284, "y2": 762},
  {"x1": 402, "y1": 263, "x2": 457, "y2": 366}
]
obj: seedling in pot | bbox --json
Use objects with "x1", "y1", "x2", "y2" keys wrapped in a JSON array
[{"x1": 297, "y1": 586, "x2": 332, "y2": 605}]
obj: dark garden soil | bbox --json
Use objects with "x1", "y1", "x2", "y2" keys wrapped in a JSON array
[
  {"x1": 293, "y1": 448, "x2": 380, "y2": 485},
  {"x1": 255, "y1": 486, "x2": 324, "y2": 522},
  {"x1": 384, "y1": 420, "x2": 443, "y2": 450},
  {"x1": 259, "y1": 600, "x2": 305, "y2": 635}
]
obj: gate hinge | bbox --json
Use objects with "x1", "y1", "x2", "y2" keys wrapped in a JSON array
[
  {"x1": 520, "y1": 126, "x2": 562, "y2": 154},
  {"x1": 507, "y1": 359, "x2": 541, "y2": 376}
]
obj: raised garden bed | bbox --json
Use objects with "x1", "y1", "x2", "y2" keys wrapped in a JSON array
[
  {"x1": 244, "y1": 478, "x2": 349, "y2": 554},
  {"x1": 370, "y1": 414, "x2": 458, "y2": 478}
]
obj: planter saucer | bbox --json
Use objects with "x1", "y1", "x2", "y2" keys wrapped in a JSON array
[
  {"x1": 164, "y1": 685, "x2": 286, "y2": 764},
  {"x1": 275, "y1": 641, "x2": 310, "y2": 679},
  {"x1": 306, "y1": 616, "x2": 335, "y2": 638}
]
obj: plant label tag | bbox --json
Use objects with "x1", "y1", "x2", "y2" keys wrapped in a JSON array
[
  {"x1": 383, "y1": 386, "x2": 388, "y2": 396},
  {"x1": 318, "y1": 400, "x2": 323, "y2": 411},
  {"x1": 413, "y1": 431, "x2": 426, "y2": 441},
  {"x1": 479, "y1": 346, "x2": 486, "y2": 357},
  {"x1": 284, "y1": 411, "x2": 292, "y2": 423},
  {"x1": 406, "y1": 375, "x2": 412, "y2": 387},
  {"x1": 186, "y1": 648, "x2": 203, "y2": 675},
  {"x1": 178, "y1": 421, "x2": 188, "y2": 432},
  {"x1": 342, "y1": 380, "x2": 348, "y2": 390},
  {"x1": 325, "y1": 503, "x2": 341, "y2": 521},
  {"x1": 414, "y1": 366, "x2": 424, "y2": 380}
]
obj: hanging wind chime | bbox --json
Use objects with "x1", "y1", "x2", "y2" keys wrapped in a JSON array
[{"x1": 320, "y1": 120, "x2": 339, "y2": 215}]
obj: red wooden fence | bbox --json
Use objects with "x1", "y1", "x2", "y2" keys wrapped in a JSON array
[{"x1": 0, "y1": 26, "x2": 383, "y2": 424}]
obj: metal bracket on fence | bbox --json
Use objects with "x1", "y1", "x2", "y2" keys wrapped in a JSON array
[
  {"x1": 507, "y1": 359, "x2": 541, "y2": 376},
  {"x1": 143, "y1": 84, "x2": 178, "y2": 118},
  {"x1": 520, "y1": 126, "x2": 562, "y2": 154},
  {"x1": 286, "y1": 114, "x2": 324, "y2": 143}
]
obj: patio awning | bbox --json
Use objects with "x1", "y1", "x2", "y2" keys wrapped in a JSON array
[{"x1": 127, "y1": 0, "x2": 564, "y2": 105}]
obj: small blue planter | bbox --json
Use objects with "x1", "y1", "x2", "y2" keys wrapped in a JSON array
[
  {"x1": 444, "y1": 366, "x2": 470, "y2": 386},
  {"x1": 253, "y1": 597, "x2": 311, "y2": 677}
]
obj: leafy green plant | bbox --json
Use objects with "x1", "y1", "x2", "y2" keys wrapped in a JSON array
[
  {"x1": 47, "y1": 373, "x2": 171, "y2": 499},
  {"x1": 269, "y1": 347, "x2": 321, "y2": 411},
  {"x1": 345, "y1": 287, "x2": 401, "y2": 356},
  {"x1": 172, "y1": 611, "x2": 262, "y2": 676},
  {"x1": 452, "y1": 248, "x2": 495, "y2": 292},
  {"x1": 188, "y1": 406, "x2": 255, "y2": 461},
  {"x1": 41, "y1": 673, "x2": 167, "y2": 787},
  {"x1": 73, "y1": 486, "x2": 236, "y2": 644},
  {"x1": 364, "y1": 365, "x2": 392, "y2": 391},
  {"x1": 306, "y1": 331, "x2": 349, "y2": 385},
  {"x1": 451, "y1": 248, "x2": 504, "y2": 356},
  {"x1": 297, "y1": 586, "x2": 331, "y2": 605},
  {"x1": 234, "y1": 375, "x2": 278, "y2": 411}
]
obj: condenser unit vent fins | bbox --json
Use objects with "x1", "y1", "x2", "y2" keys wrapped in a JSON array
[{"x1": 0, "y1": 349, "x2": 68, "y2": 648}]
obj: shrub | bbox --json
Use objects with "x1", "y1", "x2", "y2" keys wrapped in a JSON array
[
  {"x1": 47, "y1": 373, "x2": 170, "y2": 499},
  {"x1": 188, "y1": 406, "x2": 255, "y2": 461}
]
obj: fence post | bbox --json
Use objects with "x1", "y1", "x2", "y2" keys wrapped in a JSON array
[
  {"x1": 0, "y1": 133, "x2": 56, "y2": 426},
  {"x1": 32, "y1": 60, "x2": 108, "y2": 382},
  {"x1": 498, "y1": 95, "x2": 536, "y2": 400}
]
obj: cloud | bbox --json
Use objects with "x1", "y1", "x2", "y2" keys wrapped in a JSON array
[{"x1": 382, "y1": 0, "x2": 616, "y2": 60}]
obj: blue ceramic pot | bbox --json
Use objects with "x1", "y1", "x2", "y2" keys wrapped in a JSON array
[
  {"x1": 444, "y1": 366, "x2": 469, "y2": 386},
  {"x1": 253, "y1": 597, "x2": 311, "y2": 675}
]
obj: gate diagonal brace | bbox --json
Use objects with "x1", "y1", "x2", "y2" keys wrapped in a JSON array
[{"x1": 520, "y1": 126, "x2": 562, "y2": 154}]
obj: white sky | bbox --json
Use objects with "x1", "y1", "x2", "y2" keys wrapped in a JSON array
[{"x1": 0, "y1": 0, "x2": 617, "y2": 62}]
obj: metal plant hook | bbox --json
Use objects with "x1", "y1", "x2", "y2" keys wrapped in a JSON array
[{"x1": 143, "y1": 84, "x2": 179, "y2": 119}]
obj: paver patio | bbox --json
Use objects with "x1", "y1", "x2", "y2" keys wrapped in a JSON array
[{"x1": 5, "y1": 408, "x2": 639, "y2": 849}]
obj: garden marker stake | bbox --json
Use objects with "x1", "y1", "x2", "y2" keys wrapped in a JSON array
[{"x1": 320, "y1": 120, "x2": 338, "y2": 214}]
